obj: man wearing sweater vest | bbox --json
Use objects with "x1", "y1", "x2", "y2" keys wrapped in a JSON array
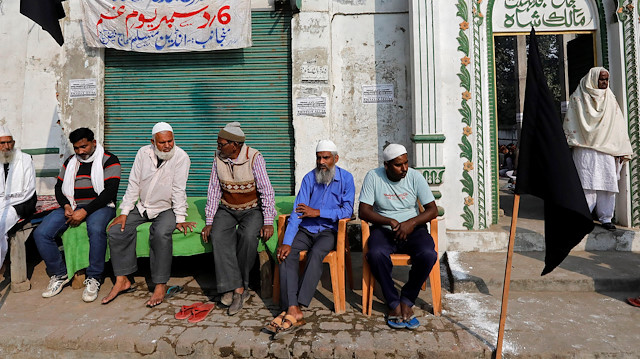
[
  {"x1": 34, "y1": 128, "x2": 121, "y2": 302},
  {"x1": 201, "y1": 122, "x2": 276, "y2": 315},
  {"x1": 0, "y1": 125, "x2": 37, "y2": 275},
  {"x1": 103, "y1": 122, "x2": 195, "y2": 307}
]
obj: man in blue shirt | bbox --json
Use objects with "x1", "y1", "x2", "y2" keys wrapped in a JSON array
[
  {"x1": 267, "y1": 140, "x2": 355, "y2": 335},
  {"x1": 359, "y1": 144, "x2": 438, "y2": 330}
]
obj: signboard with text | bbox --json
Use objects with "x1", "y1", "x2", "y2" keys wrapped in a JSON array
[
  {"x1": 81, "y1": 0, "x2": 252, "y2": 52},
  {"x1": 493, "y1": 0, "x2": 597, "y2": 33}
]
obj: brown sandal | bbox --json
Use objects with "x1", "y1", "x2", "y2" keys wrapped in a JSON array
[
  {"x1": 272, "y1": 314, "x2": 306, "y2": 339},
  {"x1": 627, "y1": 297, "x2": 640, "y2": 307},
  {"x1": 264, "y1": 311, "x2": 287, "y2": 334}
]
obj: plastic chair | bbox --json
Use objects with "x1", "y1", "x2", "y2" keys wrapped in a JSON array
[
  {"x1": 272, "y1": 214, "x2": 352, "y2": 313},
  {"x1": 361, "y1": 218, "x2": 442, "y2": 316}
]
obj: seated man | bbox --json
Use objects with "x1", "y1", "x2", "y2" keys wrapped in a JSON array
[
  {"x1": 33, "y1": 128, "x2": 120, "y2": 302},
  {"x1": 358, "y1": 143, "x2": 438, "y2": 330},
  {"x1": 103, "y1": 122, "x2": 195, "y2": 307},
  {"x1": 201, "y1": 122, "x2": 276, "y2": 315},
  {"x1": 0, "y1": 125, "x2": 37, "y2": 273},
  {"x1": 266, "y1": 140, "x2": 355, "y2": 335}
]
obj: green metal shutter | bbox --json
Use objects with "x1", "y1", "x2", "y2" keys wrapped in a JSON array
[{"x1": 104, "y1": 10, "x2": 294, "y2": 197}]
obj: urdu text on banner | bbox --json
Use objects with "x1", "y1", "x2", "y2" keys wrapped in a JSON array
[{"x1": 81, "y1": 0, "x2": 252, "y2": 53}]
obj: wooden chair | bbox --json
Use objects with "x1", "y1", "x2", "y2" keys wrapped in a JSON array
[
  {"x1": 272, "y1": 214, "x2": 352, "y2": 313},
  {"x1": 361, "y1": 218, "x2": 442, "y2": 316}
]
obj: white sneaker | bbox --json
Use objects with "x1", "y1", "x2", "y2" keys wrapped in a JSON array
[
  {"x1": 82, "y1": 277, "x2": 101, "y2": 302},
  {"x1": 42, "y1": 275, "x2": 70, "y2": 298}
]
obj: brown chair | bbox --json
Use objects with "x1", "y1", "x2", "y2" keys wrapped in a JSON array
[
  {"x1": 272, "y1": 214, "x2": 352, "y2": 313},
  {"x1": 361, "y1": 218, "x2": 442, "y2": 316}
]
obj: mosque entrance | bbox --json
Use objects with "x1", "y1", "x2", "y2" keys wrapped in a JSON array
[{"x1": 494, "y1": 32, "x2": 597, "y2": 223}]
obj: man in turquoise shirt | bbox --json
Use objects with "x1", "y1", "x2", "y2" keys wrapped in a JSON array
[
  {"x1": 359, "y1": 144, "x2": 438, "y2": 330},
  {"x1": 267, "y1": 140, "x2": 355, "y2": 336}
]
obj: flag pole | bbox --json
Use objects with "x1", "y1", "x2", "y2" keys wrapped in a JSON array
[{"x1": 495, "y1": 194, "x2": 520, "y2": 359}]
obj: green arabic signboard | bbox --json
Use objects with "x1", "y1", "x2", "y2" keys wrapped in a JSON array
[{"x1": 493, "y1": 0, "x2": 597, "y2": 32}]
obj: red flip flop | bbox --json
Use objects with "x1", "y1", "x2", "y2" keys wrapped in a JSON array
[
  {"x1": 175, "y1": 302, "x2": 204, "y2": 320},
  {"x1": 188, "y1": 303, "x2": 216, "y2": 323},
  {"x1": 627, "y1": 297, "x2": 640, "y2": 307}
]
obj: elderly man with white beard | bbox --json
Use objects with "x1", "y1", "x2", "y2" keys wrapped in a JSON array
[
  {"x1": 0, "y1": 125, "x2": 36, "y2": 274},
  {"x1": 264, "y1": 140, "x2": 355, "y2": 336},
  {"x1": 103, "y1": 122, "x2": 195, "y2": 307}
]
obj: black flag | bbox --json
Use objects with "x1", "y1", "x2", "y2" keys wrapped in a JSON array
[
  {"x1": 20, "y1": 0, "x2": 66, "y2": 46},
  {"x1": 515, "y1": 28, "x2": 594, "y2": 275}
]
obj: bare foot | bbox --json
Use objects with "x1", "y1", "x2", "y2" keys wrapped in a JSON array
[
  {"x1": 101, "y1": 276, "x2": 132, "y2": 304},
  {"x1": 287, "y1": 305, "x2": 304, "y2": 321},
  {"x1": 146, "y1": 283, "x2": 167, "y2": 308},
  {"x1": 400, "y1": 302, "x2": 414, "y2": 320},
  {"x1": 388, "y1": 303, "x2": 402, "y2": 318}
]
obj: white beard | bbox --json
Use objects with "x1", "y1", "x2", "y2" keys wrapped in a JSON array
[
  {"x1": 315, "y1": 166, "x2": 335, "y2": 185},
  {"x1": 154, "y1": 146, "x2": 175, "y2": 161},
  {"x1": 0, "y1": 149, "x2": 16, "y2": 164}
]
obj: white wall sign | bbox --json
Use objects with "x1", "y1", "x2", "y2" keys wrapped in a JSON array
[
  {"x1": 301, "y1": 65, "x2": 328, "y2": 83},
  {"x1": 81, "y1": 0, "x2": 251, "y2": 52},
  {"x1": 296, "y1": 97, "x2": 326, "y2": 117},
  {"x1": 69, "y1": 79, "x2": 98, "y2": 99},
  {"x1": 362, "y1": 84, "x2": 394, "y2": 104},
  {"x1": 493, "y1": 0, "x2": 597, "y2": 33}
]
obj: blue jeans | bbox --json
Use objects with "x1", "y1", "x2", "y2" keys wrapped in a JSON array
[{"x1": 33, "y1": 206, "x2": 116, "y2": 280}]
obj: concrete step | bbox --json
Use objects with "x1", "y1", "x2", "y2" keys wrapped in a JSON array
[
  {"x1": 443, "y1": 251, "x2": 640, "y2": 294},
  {"x1": 445, "y1": 223, "x2": 640, "y2": 253}
]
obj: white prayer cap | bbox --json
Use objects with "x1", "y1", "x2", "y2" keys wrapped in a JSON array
[
  {"x1": 383, "y1": 144, "x2": 407, "y2": 162},
  {"x1": 218, "y1": 122, "x2": 246, "y2": 142},
  {"x1": 152, "y1": 122, "x2": 173, "y2": 136},
  {"x1": 0, "y1": 125, "x2": 13, "y2": 138},
  {"x1": 316, "y1": 140, "x2": 338, "y2": 153}
]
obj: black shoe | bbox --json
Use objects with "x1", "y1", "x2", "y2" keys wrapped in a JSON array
[{"x1": 601, "y1": 222, "x2": 616, "y2": 231}]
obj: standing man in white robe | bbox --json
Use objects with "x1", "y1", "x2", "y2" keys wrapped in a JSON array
[
  {"x1": 563, "y1": 67, "x2": 633, "y2": 231},
  {"x1": 0, "y1": 125, "x2": 37, "y2": 273}
]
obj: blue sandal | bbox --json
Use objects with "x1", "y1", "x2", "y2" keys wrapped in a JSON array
[
  {"x1": 404, "y1": 315, "x2": 420, "y2": 330},
  {"x1": 386, "y1": 316, "x2": 407, "y2": 329}
]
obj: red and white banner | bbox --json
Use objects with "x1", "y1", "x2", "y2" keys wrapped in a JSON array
[{"x1": 81, "y1": 0, "x2": 252, "y2": 52}]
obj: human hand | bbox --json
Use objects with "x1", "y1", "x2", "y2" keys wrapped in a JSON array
[
  {"x1": 64, "y1": 205, "x2": 73, "y2": 219},
  {"x1": 67, "y1": 208, "x2": 88, "y2": 227},
  {"x1": 201, "y1": 225, "x2": 212, "y2": 243},
  {"x1": 394, "y1": 220, "x2": 417, "y2": 241},
  {"x1": 388, "y1": 219, "x2": 400, "y2": 231},
  {"x1": 276, "y1": 244, "x2": 291, "y2": 263},
  {"x1": 176, "y1": 222, "x2": 197, "y2": 235},
  {"x1": 108, "y1": 215, "x2": 128, "y2": 232},
  {"x1": 296, "y1": 203, "x2": 320, "y2": 218},
  {"x1": 260, "y1": 225, "x2": 274, "y2": 240}
]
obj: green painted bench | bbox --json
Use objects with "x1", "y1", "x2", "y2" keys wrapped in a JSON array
[{"x1": 61, "y1": 196, "x2": 295, "y2": 296}]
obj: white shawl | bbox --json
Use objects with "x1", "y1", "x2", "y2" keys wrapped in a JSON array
[
  {"x1": 62, "y1": 143, "x2": 105, "y2": 209},
  {"x1": 563, "y1": 67, "x2": 633, "y2": 159}
]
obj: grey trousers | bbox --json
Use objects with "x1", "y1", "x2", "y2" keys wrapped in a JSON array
[
  {"x1": 108, "y1": 207, "x2": 176, "y2": 284},
  {"x1": 210, "y1": 206, "x2": 263, "y2": 293},
  {"x1": 279, "y1": 227, "x2": 335, "y2": 309}
]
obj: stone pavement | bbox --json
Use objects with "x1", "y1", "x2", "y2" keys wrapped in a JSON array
[{"x1": 0, "y1": 251, "x2": 639, "y2": 358}]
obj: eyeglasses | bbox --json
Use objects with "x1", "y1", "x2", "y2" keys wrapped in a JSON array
[
  {"x1": 0, "y1": 141, "x2": 14, "y2": 146},
  {"x1": 217, "y1": 141, "x2": 232, "y2": 149}
]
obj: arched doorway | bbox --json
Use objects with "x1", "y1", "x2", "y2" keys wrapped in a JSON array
[{"x1": 486, "y1": 0, "x2": 607, "y2": 224}]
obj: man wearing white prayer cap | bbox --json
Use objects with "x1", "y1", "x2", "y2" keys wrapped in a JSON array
[
  {"x1": 358, "y1": 143, "x2": 438, "y2": 330},
  {"x1": 103, "y1": 122, "x2": 196, "y2": 307},
  {"x1": 563, "y1": 67, "x2": 632, "y2": 232},
  {"x1": 34, "y1": 128, "x2": 121, "y2": 302},
  {"x1": 202, "y1": 121, "x2": 277, "y2": 315},
  {"x1": 0, "y1": 125, "x2": 37, "y2": 277},
  {"x1": 264, "y1": 140, "x2": 355, "y2": 334}
]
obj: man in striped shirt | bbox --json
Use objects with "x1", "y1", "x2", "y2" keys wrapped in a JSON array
[
  {"x1": 33, "y1": 128, "x2": 120, "y2": 302},
  {"x1": 201, "y1": 122, "x2": 276, "y2": 315}
]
